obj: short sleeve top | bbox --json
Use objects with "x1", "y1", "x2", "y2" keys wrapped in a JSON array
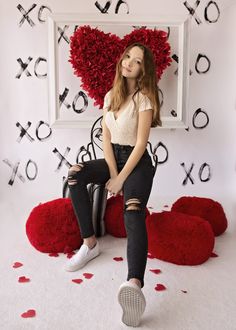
[{"x1": 103, "y1": 90, "x2": 153, "y2": 146}]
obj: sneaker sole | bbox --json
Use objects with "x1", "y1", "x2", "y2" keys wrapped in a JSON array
[
  {"x1": 118, "y1": 284, "x2": 146, "y2": 327},
  {"x1": 65, "y1": 251, "x2": 100, "y2": 272}
]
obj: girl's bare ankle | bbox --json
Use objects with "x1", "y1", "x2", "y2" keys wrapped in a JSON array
[
  {"x1": 84, "y1": 236, "x2": 97, "y2": 249},
  {"x1": 129, "y1": 278, "x2": 141, "y2": 288}
]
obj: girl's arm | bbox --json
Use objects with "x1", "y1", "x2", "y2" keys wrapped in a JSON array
[
  {"x1": 102, "y1": 108, "x2": 118, "y2": 178},
  {"x1": 117, "y1": 109, "x2": 153, "y2": 182}
]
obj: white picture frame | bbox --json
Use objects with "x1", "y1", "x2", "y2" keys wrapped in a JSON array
[{"x1": 47, "y1": 13, "x2": 191, "y2": 129}]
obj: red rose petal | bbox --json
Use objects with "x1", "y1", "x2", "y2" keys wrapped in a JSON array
[
  {"x1": 155, "y1": 284, "x2": 166, "y2": 291},
  {"x1": 181, "y1": 290, "x2": 187, "y2": 293},
  {"x1": 21, "y1": 309, "x2": 36, "y2": 318},
  {"x1": 147, "y1": 253, "x2": 155, "y2": 259},
  {"x1": 83, "y1": 273, "x2": 94, "y2": 279},
  {"x1": 13, "y1": 262, "x2": 23, "y2": 268},
  {"x1": 113, "y1": 257, "x2": 123, "y2": 262},
  {"x1": 211, "y1": 252, "x2": 218, "y2": 257},
  {"x1": 18, "y1": 276, "x2": 30, "y2": 283},
  {"x1": 149, "y1": 269, "x2": 161, "y2": 274},
  {"x1": 48, "y1": 253, "x2": 59, "y2": 257},
  {"x1": 72, "y1": 279, "x2": 83, "y2": 284}
]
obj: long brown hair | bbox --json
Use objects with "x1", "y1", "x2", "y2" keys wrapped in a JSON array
[{"x1": 107, "y1": 42, "x2": 162, "y2": 127}]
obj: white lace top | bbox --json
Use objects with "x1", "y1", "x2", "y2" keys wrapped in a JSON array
[{"x1": 103, "y1": 90, "x2": 153, "y2": 146}]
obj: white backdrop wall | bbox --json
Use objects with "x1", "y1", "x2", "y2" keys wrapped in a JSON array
[{"x1": 0, "y1": 0, "x2": 236, "y2": 213}]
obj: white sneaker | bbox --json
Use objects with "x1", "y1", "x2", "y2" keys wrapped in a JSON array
[
  {"x1": 118, "y1": 281, "x2": 146, "y2": 327},
  {"x1": 65, "y1": 241, "x2": 100, "y2": 272}
]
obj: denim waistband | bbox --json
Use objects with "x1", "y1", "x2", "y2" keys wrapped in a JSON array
[
  {"x1": 111, "y1": 143, "x2": 135, "y2": 151},
  {"x1": 111, "y1": 143, "x2": 149, "y2": 158}
]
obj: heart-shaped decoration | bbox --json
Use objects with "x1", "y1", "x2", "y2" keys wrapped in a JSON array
[
  {"x1": 72, "y1": 278, "x2": 83, "y2": 284},
  {"x1": 13, "y1": 262, "x2": 23, "y2": 268},
  {"x1": 83, "y1": 273, "x2": 94, "y2": 279},
  {"x1": 69, "y1": 25, "x2": 172, "y2": 108},
  {"x1": 149, "y1": 269, "x2": 161, "y2": 275},
  {"x1": 21, "y1": 309, "x2": 36, "y2": 318},
  {"x1": 18, "y1": 276, "x2": 30, "y2": 283},
  {"x1": 155, "y1": 284, "x2": 166, "y2": 291}
]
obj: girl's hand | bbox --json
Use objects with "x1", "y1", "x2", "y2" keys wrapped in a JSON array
[{"x1": 105, "y1": 176, "x2": 124, "y2": 196}]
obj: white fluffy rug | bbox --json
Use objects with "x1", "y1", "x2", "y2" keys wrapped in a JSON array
[{"x1": 1, "y1": 195, "x2": 236, "y2": 330}]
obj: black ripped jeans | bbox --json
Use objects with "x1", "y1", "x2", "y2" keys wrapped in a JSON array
[{"x1": 68, "y1": 143, "x2": 155, "y2": 288}]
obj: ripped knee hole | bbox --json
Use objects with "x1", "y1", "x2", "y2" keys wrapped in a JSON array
[
  {"x1": 125, "y1": 198, "x2": 141, "y2": 211},
  {"x1": 68, "y1": 163, "x2": 84, "y2": 185}
]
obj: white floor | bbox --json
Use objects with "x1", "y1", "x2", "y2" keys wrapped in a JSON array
[{"x1": 1, "y1": 195, "x2": 236, "y2": 330}]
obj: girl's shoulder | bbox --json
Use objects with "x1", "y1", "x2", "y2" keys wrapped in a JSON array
[
  {"x1": 103, "y1": 89, "x2": 112, "y2": 110},
  {"x1": 134, "y1": 91, "x2": 153, "y2": 112},
  {"x1": 105, "y1": 89, "x2": 112, "y2": 99},
  {"x1": 134, "y1": 90, "x2": 149, "y2": 98}
]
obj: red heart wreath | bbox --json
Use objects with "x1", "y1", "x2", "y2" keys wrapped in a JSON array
[{"x1": 69, "y1": 25, "x2": 172, "y2": 108}]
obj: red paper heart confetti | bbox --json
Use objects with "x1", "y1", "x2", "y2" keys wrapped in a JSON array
[
  {"x1": 211, "y1": 252, "x2": 218, "y2": 257},
  {"x1": 69, "y1": 25, "x2": 172, "y2": 108},
  {"x1": 113, "y1": 257, "x2": 123, "y2": 262},
  {"x1": 149, "y1": 269, "x2": 161, "y2": 274},
  {"x1": 48, "y1": 253, "x2": 59, "y2": 257},
  {"x1": 13, "y1": 262, "x2": 23, "y2": 268},
  {"x1": 83, "y1": 273, "x2": 94, "y2": 279},
  {"x1": 72, "y1": 279, "x2": 83, "y2": 284},
  {"x1": 21, "y1": 309, "x2": 36, "y2": 318},
  {"x1": 147, "y1": 253, "x2": 155, "y2": 259},
  {"x1": 18, "y1": 276, "x2": 30, "y2": 283},
  {"x1": 155, "y1": 284, "x2": 166, "y2": 291}
]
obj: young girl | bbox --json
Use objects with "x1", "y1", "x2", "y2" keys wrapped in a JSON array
[{"x1": 66, "y1": 42, "x2": 161, "y2": 327}]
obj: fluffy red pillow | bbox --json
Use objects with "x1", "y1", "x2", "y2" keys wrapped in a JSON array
[
  {"x1": 171, "y1": 196, "x2": 228, "y2": 236},
  {"x1": 104, "y1": 195, "x2": 150, "y2": 237},
  {"x1": 146, "y1": 211, "x2": 215, "y2": 265},
  {"x1": 25, "y1": 198, "x2": 82, "y2": 253}
]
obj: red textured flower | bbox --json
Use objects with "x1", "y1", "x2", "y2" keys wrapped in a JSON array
[{"x1": 69, "y1": 25, "x2": 172, "y2": 109}]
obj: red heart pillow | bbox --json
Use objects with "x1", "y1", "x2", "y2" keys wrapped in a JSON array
[
  {"x1": 25, "y1": 198, "x2": 82, "y2": 253},
  {"x1": 171, "y1": 196, "x2": 228, "y2": 236},
  {"x1": 104, "y1": 195, "x2": 150, "y2": 237},
  {"x1": 69, "y1": 25, "x2": 172, "y2": 108},
  {"x1": 146, "y1": 211, "x2": 215, "y2": 265}
]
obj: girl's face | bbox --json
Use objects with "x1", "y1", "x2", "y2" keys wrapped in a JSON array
[{"x1": 121, "y1": 46, "x2": 144, "y2": 79}]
